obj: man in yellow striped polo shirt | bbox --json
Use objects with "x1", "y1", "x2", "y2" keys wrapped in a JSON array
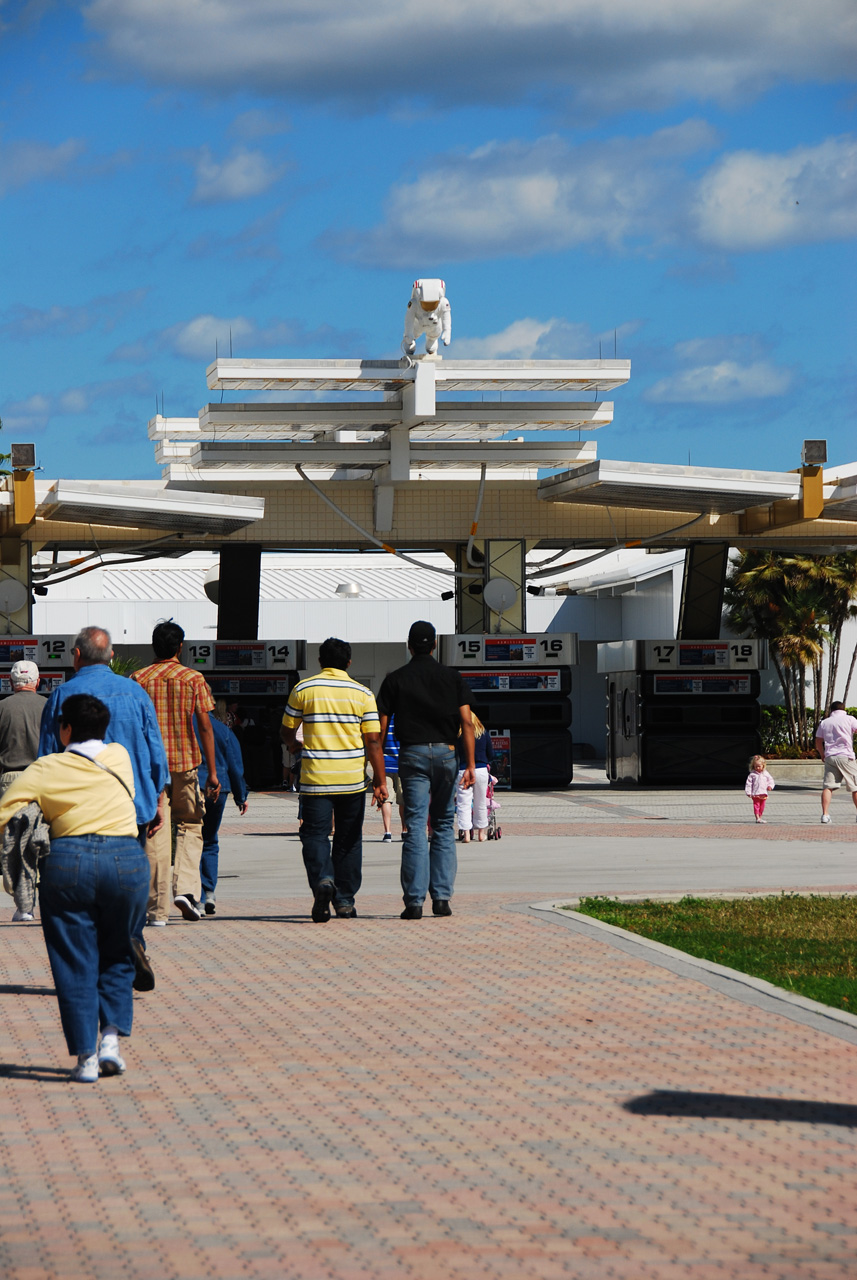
[{"x1": 281, "y1": 638, "x2": 387, "y2": 922}]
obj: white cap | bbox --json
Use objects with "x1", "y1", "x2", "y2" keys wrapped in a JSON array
[{"x1": 10, "y1": 660, "x2": 39, "y2": 688}]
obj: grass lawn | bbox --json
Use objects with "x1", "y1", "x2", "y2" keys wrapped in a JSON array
[{"x1": 572, "y1": 896, "x2": 857, "y2": 1013}]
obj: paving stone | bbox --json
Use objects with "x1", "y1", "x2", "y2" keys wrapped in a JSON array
[{"x1": 1, "y1": 783, "x2": 856, "y2": 1277}]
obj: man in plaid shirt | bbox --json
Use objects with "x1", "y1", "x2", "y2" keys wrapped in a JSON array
[{"x1": 133, "y1": 621, "x2": 220, "y2": 923}]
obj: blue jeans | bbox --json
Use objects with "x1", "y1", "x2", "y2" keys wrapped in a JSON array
[
  {"x1": 398, "y1": 744, "x2": 458, "y2": 906},
  {"x1": 199, "y1": 791, "x2": 229, "y2": 901},
  {"x1": 299, "y1": 791, "x2": 365, "y2": 909},
  {"x1": 38, "y1": 835, "x2": 150, "y2": 1056}
]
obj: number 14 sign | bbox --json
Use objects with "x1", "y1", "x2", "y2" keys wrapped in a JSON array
[{"x1": 442, "y1": 633, "x2": 577, "y2": 667}]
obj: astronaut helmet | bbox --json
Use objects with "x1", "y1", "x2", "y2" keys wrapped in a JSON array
[{"x1": 412, "y1": 278, "x2": 445, "y2": 313}]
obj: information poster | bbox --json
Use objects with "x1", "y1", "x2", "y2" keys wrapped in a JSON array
[
  {"x1": 0, "y1": 673, "x2": 64, "y2": 695},
  {"x1": 483, "y1": 637, "x2": 537, "y2": 664},
  {"x1": 654, "y1": 674, "x2": 752, "y2": 695},
  {"x1": 489, "y1": 730, "x2": 511, "y2": 790},
  {"x1": 215, "y1": 642, "x2": 266, "y2": 668},
  {"x1": 0, "y1": 638, "x2": 39, "y2": 666},
  {"x1": 207, "y1": 674, "x2": 292, "y2": 695},
  {"x1": 463, "y1": 668, "x2": 560, "y2": 692},
  {"x1": 678, "y1": 643, "x2": 729, "y2": 667}
]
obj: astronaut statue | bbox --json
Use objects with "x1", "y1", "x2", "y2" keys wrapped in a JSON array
[{"x1": 402, "y1": 278, "x2": 451, "y2": 359}]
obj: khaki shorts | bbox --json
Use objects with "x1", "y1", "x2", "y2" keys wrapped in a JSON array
[{"x1": 822, "y1": 756, "x2": 857, "y2": 793}]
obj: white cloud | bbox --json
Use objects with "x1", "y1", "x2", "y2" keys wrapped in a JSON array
[
  {"x1": 456, "y1": 319, "x2": 564, "y2": 360},
  {"x1": 332, "y1": 122, "x2": 717, "y2": 265},
  {"x1": 455, "y1": 317, "x2": 641, "y2": 360},
  {"x1": 333, "y1": 127, "x2": 857, "y2": 264},
  {"x1": 191, "y1": 146, "x2": 285, "y2": 204},
  {"x1": 0, "y1": 138, "x2": 85, "y2": 194},
  {"x1": 647, "y1": 361, "x2": 792, "y2": 402},
  {"x1": 186, "y1": 207, "x2": 284, "y2": 262},
  {"x1": 82, "y1": 0, "x2": 857, "y2": 115},
  {"x1": 110, "y1": 313, "x2": 363, "y2": 363},
  {"x1": 0, "y1": 289, "x2": 148, "y2": 340},
  {"x1": 2, "y1": 393, "x2": 53, "y2": 434},
  {"x1": 228, "y1": 110, "x2": 291, "y2": 141},
  {"x1": 693, "y1": 135, "x2": 857, "y2": 250},
  {"x1": 2, "y1": 376, "x2": 151, "y2": 433}
]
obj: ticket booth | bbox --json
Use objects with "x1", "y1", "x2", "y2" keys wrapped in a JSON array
[
  {"x1": 20, "y1": 635, "x2": 306, "y2": 790},
  {"x1": 0, "y1": 636, "x2": 72, "y2": 698},
  {"x1": 441, "y1": 633, "x2": 577, "y2": 788},
  {"x1": 175, "y1": 639, "x2": 306, "y2": 790},
  {"x1": 600, "y1": 638, "x2": 764, "y2": 785}
]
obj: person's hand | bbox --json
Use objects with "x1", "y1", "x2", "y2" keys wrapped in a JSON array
[
  {"x1": 460, "y1": 767, "x2": 475, "y2": 790},
  {"x1": 237, "y1": 800, "x2": 248, "y2": 815},
  {"x1": 205, "y1": 773, "x2": 221, "y2": 799},
  {"x1": 373, "y1": 782, "x2": 388, "y2": 806},
  {"x1": 147, "y1": 792, "x2": 167, "y2": 838}
]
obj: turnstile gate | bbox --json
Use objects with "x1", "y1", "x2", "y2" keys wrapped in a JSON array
[{"x1": 599, "y1": 638, "x2": 764, "y2": 785}]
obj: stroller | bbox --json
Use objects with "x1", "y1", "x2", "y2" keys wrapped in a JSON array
[{"x1": 485, "y1": 773, "x2": 502, "y2": 840}]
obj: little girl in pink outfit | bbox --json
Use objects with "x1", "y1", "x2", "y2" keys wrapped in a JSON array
[{"x1": 745, "y1": 754, "x2": 775, "y2": 822}]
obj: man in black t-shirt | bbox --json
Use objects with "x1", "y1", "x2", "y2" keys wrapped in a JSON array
[{"x1": 377, "y1": 621, "x2": 475, "y2": 920}]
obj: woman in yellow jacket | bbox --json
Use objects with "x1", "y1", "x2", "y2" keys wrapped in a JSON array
[{"x1": 0, "y1": 693, "x2": 149, "y2": 1083}]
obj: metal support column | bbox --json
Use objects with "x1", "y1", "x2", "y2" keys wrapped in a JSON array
[
  {"x1": 484, "y1": 539, "x2": 526, "y2": 633},
  {"x1": 677, "y1": 543, "x2": 729, "y2": 640},
  {"x1": 454, "y1": 539, "x2": 528, "y2": 634},
  {"x1": 217, "y1": 543, "x2": 262, "y2": 640},
  {"x1": 455, "y1": 543, "x2": 485, "y2": 635}
]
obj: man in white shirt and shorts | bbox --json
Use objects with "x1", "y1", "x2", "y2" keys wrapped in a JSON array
[{"x1": 815, "y1": 701, "x2": 857, "y2": 824}]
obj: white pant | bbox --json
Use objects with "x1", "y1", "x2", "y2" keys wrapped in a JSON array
[{"x1": 455, "y1": 767, "x2": 489, "y2": 831}]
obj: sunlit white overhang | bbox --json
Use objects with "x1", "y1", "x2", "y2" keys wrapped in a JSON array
[
  {"x1": 37, "y1": 480, "x2": 265, "y2": 535},
  {"x1": 184, "y1": 401, "x2": 614, "y2": 438},
  {"x1": 538, "y1": 459, "x2": 802, "y2": 513},
  {"x1": 822, "y1": 471, "x2": 857, "y2": 522},
  {"x1": 177, "y1": 439, "x2": 597, "y2": 471},
  {"x1": 206, "y1": 357, "x2": 630, "y2": 394}
]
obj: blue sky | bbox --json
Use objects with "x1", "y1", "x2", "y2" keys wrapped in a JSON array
[{"x1": 1, "y1": 0, "x2": 855, "y2": 480}]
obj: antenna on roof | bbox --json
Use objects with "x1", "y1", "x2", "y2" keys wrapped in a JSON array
[
  {"x1": 160, "y1": 391, "x2": 164, "y2": 417},
  {"x1": 215, "y1": 337, "x2": 219, "y2": 361}
]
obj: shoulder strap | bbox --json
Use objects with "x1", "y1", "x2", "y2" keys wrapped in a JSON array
[{"x1": 67, "y1": 750, "x2": 135, "y2": 802}]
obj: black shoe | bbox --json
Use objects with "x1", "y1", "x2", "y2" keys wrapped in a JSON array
[
  {"x1": 400, "y1": 904, "x2": 423, "y2": 920},
  {"x1": 204, "y1": 899, "x2": 216, "y2": 916},
  {"x1": 432, "y1": 900, "x2": 452, "y2": 917},
  {"x1": 334, "y1": 904, "x2": 357, "y2": 918},
  {"x1": 312, "y1": 880, "x2": 334, "y2": 923},
  {"x1": 131, "y1": 938, "x2": 155, "y2": 992}
]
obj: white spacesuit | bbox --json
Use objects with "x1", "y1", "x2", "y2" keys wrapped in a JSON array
[{"x1": 402, "y1": 279, "x2": 451, "y2": 357}]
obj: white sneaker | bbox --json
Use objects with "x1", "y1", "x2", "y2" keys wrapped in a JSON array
[
  {"x1": 98, "y1": 1035, "x2": 126, "y2": 1077},
  {"x1": 71, "y1": 1053, "x2": 99, "y2": 1083},
  {"x1": 146, "y1": 918, "x2": 167, "y2": 927},
  {"x1": 174, "y1": 894, "x2": 201, "y2": 921},
  {"x1": 12, "y1": 910, "x2": 34, "y2": 922},
  {"x1": 821, "y1": 814, "x2": 831, "y2": 824}
]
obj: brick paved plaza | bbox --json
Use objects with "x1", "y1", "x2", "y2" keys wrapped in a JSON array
[{"x1": 1, "y1": 776, "x2": 856, "y2": 1278}]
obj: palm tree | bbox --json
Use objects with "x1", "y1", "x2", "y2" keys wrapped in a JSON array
[{"x1": 724, "y1": 550, "x2": 854, "y2": 750}]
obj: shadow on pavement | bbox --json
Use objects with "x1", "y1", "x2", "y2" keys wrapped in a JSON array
[
  {"x1": 0, "y1": 984, "x2": 55, "y2": 996},
  {"x1": 0, "y1": 1062, "x2": 69, "y2": 1081},
  {"x1": 625, "y1": 1090, "x2": 857, "y2": 1127}
]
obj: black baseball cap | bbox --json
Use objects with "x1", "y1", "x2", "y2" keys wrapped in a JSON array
[{"x1": 408, "y1": 620, "x2": 436, "y2": 652}]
